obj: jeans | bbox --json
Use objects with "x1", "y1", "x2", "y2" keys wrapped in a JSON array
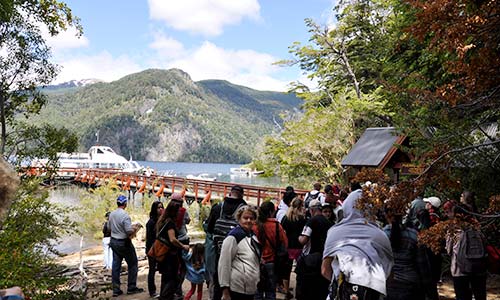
[
  {"x1": 452, "y1": 275, "x2": 487, "y2": 300},
  {"x1": 255, "y1": 262, "x2": 276, "y2": 300},
  {"x1": 159, "y1": 254, "x2": 179, "y2": 300},
  {"x1": 148, "y1": 256, "x2": 157, "y2": 296},
  {"x1": 109, "y1": 238, "x2": 139, "y2": 294}
]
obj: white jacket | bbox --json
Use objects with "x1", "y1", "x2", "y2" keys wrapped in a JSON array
[{"x1": 218, "y1": 226, "x2": 260, "y2": 295}]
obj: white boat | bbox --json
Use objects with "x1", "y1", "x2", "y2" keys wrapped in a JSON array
[
  {"x1": 186, "y1": 173, "x2": 216, "y2": 181},
  {"x1": 230, "y1": 167, "x2": 251, "y2": 175},
  {"x1": 32, "y1": 145, "x2": 143, "y2": 178}
]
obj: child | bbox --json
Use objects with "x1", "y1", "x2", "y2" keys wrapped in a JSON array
[{"x1": 182, "y1": 243, "x2": 205, "y2": 300}]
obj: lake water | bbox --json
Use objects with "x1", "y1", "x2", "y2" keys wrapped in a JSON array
[{"x1": 137, "y1": 160, "x2": 286, "y2": 187}]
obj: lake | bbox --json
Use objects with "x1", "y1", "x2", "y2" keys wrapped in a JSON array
[{"x1": 137, "y1": 160, "x2": 287, "y2": 187}]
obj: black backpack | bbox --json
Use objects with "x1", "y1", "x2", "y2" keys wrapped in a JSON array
[
  {"x1": 213, "y1": 202, "x2": 242, "y2": 254},
  {"x1": 304, "y1": 192, "x2": 320, "y2": 209},
  {"x1": 456, "y1": 228, "x2": 488, "y2": 274}
]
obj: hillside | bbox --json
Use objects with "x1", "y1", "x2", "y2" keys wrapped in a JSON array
[{"x1": 32, "y1": 69, "x2": 301, "y2": 163}]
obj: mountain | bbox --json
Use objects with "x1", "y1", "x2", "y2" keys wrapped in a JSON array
[
  {"x1": 44, "y1": 79, "x2": 103, "y2": 90},
  {"x1": 32, "y1": 69, "x2": 302, "y2": 163}
]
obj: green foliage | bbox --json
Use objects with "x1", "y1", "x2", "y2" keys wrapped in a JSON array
[
  {"x1": 0, "y1": 178, "x2": 81, "y2": 299},
  {"x1": 256, "y1": 0, "x2": 397, "y2": 186},
  {"x1": 0, "y1": 0, "x2": 81, "y2": 156}
]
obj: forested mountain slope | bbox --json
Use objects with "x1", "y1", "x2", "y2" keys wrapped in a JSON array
[{"x1": 33, "y1": 69, "x2": 301, "y2": 163}]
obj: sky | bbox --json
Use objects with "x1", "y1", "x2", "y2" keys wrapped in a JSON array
[{"x1": 45, "y1": 0, "x2": 335, "y2": 91}]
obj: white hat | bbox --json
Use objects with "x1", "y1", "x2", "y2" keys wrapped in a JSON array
[
  {"x1": 423, "y1": 196, "x2": 441, "y2": 208},
  {"x1": 309, "y1": 199, "x2": 321, "y2": 209}
]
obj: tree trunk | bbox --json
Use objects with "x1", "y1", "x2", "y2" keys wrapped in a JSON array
[{"x1": 0, "y1": 91, "x2": 6, "y2": 156}]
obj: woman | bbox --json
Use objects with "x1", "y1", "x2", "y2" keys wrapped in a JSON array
[
  {"x1": 446, "y1": 204, "x2": 487, "y2": 300},
  {"x1": 102, "y1": 211, "x2": 113, "y2": 270},
  {"x1": 384, "y1": 209, "x2": 431, "y2": 300},
  {"x1": 156, "y1": 201, "x2": 190, "y2": 300},
  {"x1": 218, "y1": 205, "x2": 260, "y2": 300},
  {"x1": 280, "y1": 197, "x2": 306, "y2": 299},
  {"x1": 254, "y1": 201, "x2": 288, "y2": 300},
  {"x1": 146, "y1": 201, "x2": 164, "y2": 298}
]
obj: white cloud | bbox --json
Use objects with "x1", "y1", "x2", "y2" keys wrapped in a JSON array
[
  {"x1": 42, "y1": 25, "x2": 89, "y2": 51},
  {"x1": 147, "y1": 0, "x2": 261, "y2": 36},
  {"x1": 53, "y1": 52, "x2": 142, "y2": 83},
  {"x1": 160, "y1": 41, "x2": 290, "y2": 91},
  {"x1": 149, "y1": 32, "x2": 184, "y2": 59}
]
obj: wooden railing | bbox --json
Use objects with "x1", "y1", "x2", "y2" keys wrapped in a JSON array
[{"x1": 39, "y1": 167, "x2": 308, "y2": 206}]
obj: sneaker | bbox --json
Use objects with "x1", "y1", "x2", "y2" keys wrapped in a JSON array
[
  {"x1": 112, "y1": 290, "x2": 123, "y2": 297},
  {"x1": 127, "y1": 288, "x2": 144, "y2": 295},
  {"x1": 150, "y1": 293, "x2": 160, "y2": 299}
]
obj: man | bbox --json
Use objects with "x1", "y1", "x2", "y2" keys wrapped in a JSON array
[
  {"x1": 108, "y1": 195, "x2": 144, "y2": 297},
  {"x1": 295, "y1": 199, "x2": 332, "y2": 300},
  {"x1": 304, "y1": 182, "x2": 325, "y2": 210},
  {"x1": 206, "y1": 185, "x2": 247, "y2": 300}
]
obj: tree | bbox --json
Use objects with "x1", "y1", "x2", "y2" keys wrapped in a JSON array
[
  {"x1": 257, "y1": 0, "x2": 396, "y2": 185},
  {"x1": 384, "y1": 0, "x2": 500, "y2": 204},
  {"x1": 0, "y1": 0, "x2": 81, "y2": 157}
]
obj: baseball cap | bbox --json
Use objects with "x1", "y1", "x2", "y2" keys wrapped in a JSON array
[
  {"x1": 117, "y1": 195, "x2": 128, "y2": 204},
  {"x1": 309, "y1": 199, "x2": 321, "y2": 209},
  {"x1": 231, "y1": 185, "x2": 244, "y2": 194},
  {"x1": 423, "y1": 196, "x2": 441, "y2": 208}
]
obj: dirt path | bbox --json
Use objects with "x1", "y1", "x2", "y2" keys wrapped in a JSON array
[{"x1": 59, "y1": 240, "x2": 500, "y2": 300}]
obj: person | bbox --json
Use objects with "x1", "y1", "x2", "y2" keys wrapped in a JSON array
[
  {"x1": 383, "y1": 209, "x2": 432, "y2": 300},
  {"x1": 445, "y1": 203, "x2": 487, "y2": 300},
  {"x1": 321, "y1": 182, "x2": 393, "y2": 300},
  {"x1": 108, "y1": 195, "x2": 144, "y2": 297},
  {"x1": 182, "y1": 243, "x2": 206, "y2": 300},
  {"x1": 303, "y1": 182, "x2": 325, "y2": 210},
  {"x1": 0, "y1": 158, "x2": 24, "y2": 300},
  {"x1": 276, "y1": 186, "x2": 295, "y2": 223},
  {"x1": 254, "y1": 201, "x2": 288, "y2": 300},
  {"x1": 323, "y1": 184, "x2": 336, "y2": 205},
  {"x1": 295, "y1": 199, "x2": 332, "y2": 300},
  {"x1": 460, "y1": 191, "x2": 478, "y2": 213},
  {"x1": 0, "y1": 287, "x2": 24, "y2": 300},
  {"x1": 146, "y1": 201, "x2": 164, "y2": 298},
  {"x1": 206, "y1": 185, "x2": 247, "y2": 300},
  {"x1": 321, "y1": 202, "x2": 335, "y2": 223},
  {"x1": 405, "y1": 195, "x2": 426, "y2": 230},
  {"x1": 170, "y1": 193, "x2": 191, "y2": 299},
  {"x1": 280, "y1": 197, "x2": 306, "y2": 300},
  {"x1": 102, "y1": 212, "x2": 113, "y2": 270},
  {"x1": 420, "y1": 196, "x2": 442, "y2": 300},
  {"x1": 156, "y1": 201, "x2": 191, "y2": 300},
  {"x1": 218, "y1": 205, "x2": 260, "y2": 300}
]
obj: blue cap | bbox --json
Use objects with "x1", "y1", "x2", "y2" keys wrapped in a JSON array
[{"x1": 117, "y1": 195, "x2": 128, "y2": 204}]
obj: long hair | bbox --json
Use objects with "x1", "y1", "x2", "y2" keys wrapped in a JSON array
[
  {"x1": 461, "y1": 191, "x2": 478, "y2": 213},
  {"x1": 389, "y1": 215, "x2": 403, "y2": 250},
  {"x1": 149, "y1": 201, "x2": 163, "y2": 220},
  {"x1": 257, "y1": 201, "x2": 275, "y2": 241},
  {"x1": 156, "y1": 201, "x2": 179, "y2": 233},
  {"x1": 286, "y1": 197, "x2": 305, "y2": 222},
  {"x1": 190, "y1": 243, "x2": 205, "y2": 270}
]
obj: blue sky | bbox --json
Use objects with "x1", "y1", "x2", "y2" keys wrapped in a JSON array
[{"x1": 46, "y1": 0, "x2": 335, "y2": 91}]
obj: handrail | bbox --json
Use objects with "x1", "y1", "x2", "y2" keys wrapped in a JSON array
[{"x1": 34, "y1": 167, "x2": 308, "y2": 206}]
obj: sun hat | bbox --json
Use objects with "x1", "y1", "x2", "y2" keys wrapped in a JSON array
[{"x1": 423, "y1": 196, "x2": 441, "y2": 208}]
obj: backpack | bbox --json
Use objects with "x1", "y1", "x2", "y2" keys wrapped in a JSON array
[
  {"x1": 213, "y1": 202, "x2": 242, "y2": 254},
  {"x1": 304, "y1": 192, "x2": 320, "y2": 209},
  {"x1": 456, "y1": 228, "x2": 488, "y2": 274}
]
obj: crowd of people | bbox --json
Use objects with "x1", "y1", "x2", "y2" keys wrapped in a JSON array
[{"x1": 103, "y1": 181, "x2": 490, "y2": 300}]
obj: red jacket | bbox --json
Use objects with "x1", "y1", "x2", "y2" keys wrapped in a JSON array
[{"x1": 253, "y1": 219, "x2": 288, "y2": 263}]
